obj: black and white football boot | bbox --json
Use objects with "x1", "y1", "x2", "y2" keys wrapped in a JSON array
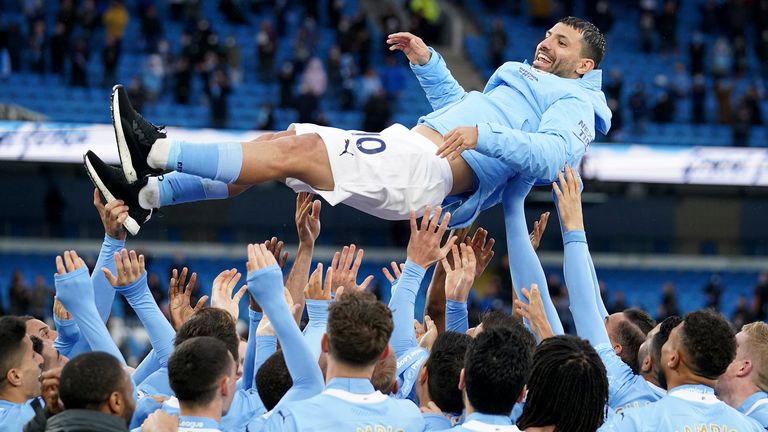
[
  {"x1": 84, "y1": 150, "x2": 152, "y2": 236},
  {"x1": 111, "y1": 84, "x2": 167, "y2": 183}
]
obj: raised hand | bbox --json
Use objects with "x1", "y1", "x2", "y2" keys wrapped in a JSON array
[
  {"x1": 304, "y1": 263, "x2": 332, "y2": 301},
  {"x1": 55, "y1": 250, "x2": 87, "y2": 276},
  {"x1": 553, "y1": 165, "x2": 584, "y2": 232},
  {"x1": 382, "y1": 262, "x2": 405, "y2": 284},
  {"x1": 168, "y1": 267, "x2": 207, "y2": 331},
  {"x1": 437, "y1": 126, "x2": 478, "y2": 160},
  {"x1": 93, "y1": 188, "x2": 128, "y2": 240},
  {"x1": 53, "y1": 298, "x2": 72, "y2": 321},
  {"x1": 329, "y1": 244, "x2": 374, "y2": 295},
  {"x1": 101, "y1": 249, "x2": 146, "y2": 287},
  {"x1": 441, "y1": 244, "x2": 477, "y2": 302},
  {"x1": 465, "y1": 228, "x2": 495, "y2": 279},
  {"x1": 296, "y1": 192, "x2": 321, "y2": 245},
  {"x1": 386, "y1": 32, "x2": 432, "y2": 65},
  {"x1": 41, "y1": 367, "x2": 63, "y2": 415},
  {"x1": 247, "y1": 243, "x2": 279, "y2": 273},
  {"x1": 418, "y1": 315, "x2": 438, "y2": 350},
  {"x1": 407, "y1": 206, "x2": 457, "y2": 269},
  {"x1": 211, "y1": 269, "x2": 248, "y2": 321},
  {"x1": 529, "y1": 212, "x2": 550, "y2": 251},
  {"x1": 264, "y1": 237, "x2": 289, "y2": 269},
  {"x1": 513, "y1": 283, "x2": 554, "y2": 341}
]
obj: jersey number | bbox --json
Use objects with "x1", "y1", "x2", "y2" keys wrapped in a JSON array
[{"x1": 351, "y1": 132, "x2": 386, "y2": 155}]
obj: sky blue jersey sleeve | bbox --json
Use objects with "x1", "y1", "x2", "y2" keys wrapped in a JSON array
[
  {"x1": 475, "y1": 96, "x2": 595, "y2": 182},
  {"x1": 115, "y1": 273, "x2": 176, "y2": 367},
  {"x1": 247, "y1": 265, "x2": 324, "y2": 407},
  {"x1": 388, "y1": 260, "x2": 427, "y2": 358},
  {"x1": 55, "y1": 267, "x2": 126, "y2": 365},
  {"x1": 92, "y1": 234, "x2": 124, "y2": 323},
  {"x1": 410, "y1": 47, "x2": 468, "y2": 111},
  {"x1": 501, "y1": 179, "x2": 564, "y2": 335},
  {"x1": 131, "y1": 349, "x2": 160, "y2": 386},
  {"x1": 445, "y1": 300, "x2": 468, "y2": 334},
  {"x1": 52, "y1": 314, "x2": 81, "y2": 357},
  {"x1": 563, "y1": 230, "x2": 611, "y2": 346},
  {"x1": 241, "y1": 308, "x2": 262, "y2": 391},
  {"x1": 303, "y1": 299, "x2": 329, "y2": 362}
]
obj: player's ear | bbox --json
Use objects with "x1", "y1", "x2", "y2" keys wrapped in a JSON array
[
  {"x1": 378, "y1": 344, "x2": 390, "y2": 361},
  {"x1": 516, "y1": 385, "x2": 527, "y2": 404},
  {"x1": 576, "y1": 57, "x2": 595, "y2": 75},
  {"x1": 640, "y1": 353, "x2": 653, "y2": 374},
  {"x1": 418, "y1": 365, "x2": 428, "y2": 385},
  {"x1": 458, "y1": 368, "x2": 466, "y2": 391},
  {"x1": 108, "y1": 391, "x2": 124, "y2": 416},
  {"x1": 737, "y1": 360, "x2": 752, "y2": 378},
  {"x1": 321, "y1": 333, "x2": 330, "y2": 354}
]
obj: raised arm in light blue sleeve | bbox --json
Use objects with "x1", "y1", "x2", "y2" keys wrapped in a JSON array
[
  {"x1": 92, "y1": 235, "x2": 125, "y2": 322},
  {"x1": 131, "y1": 350, "x2": 160, "y2": 386},
  {"x1": 476, "y1": 97, "x2": 594, "y2": 183},
  {"x1": 388, "y1": 260, "x2": 427, "y2": 358},
  {"x1": 563, "y1": 230, "x2": 611, "y2": 346},
  {"x1": 115, "y1": 273, "x2": 176, "y2": 367},
  {"x1": 501, "y1": 178, "x2": 564, "y2": 335},
  {"x1": 303, "y1": 299, "x2": 329, "y2": 362},
  {"x1": 52, "y1": 312, "x2": 81, "y2": 357},
  {"x1": 445, "y1": 299, "x2": 468, "y2": 334},
  {"x1": 410, "y1": 47, "x2": 468, "y2": 111},
  {"x1": 247, "y1": 265, "x2": 324, "y2": 408},
  {"x1": 254, "y1": 335, "x2": 277, "y2": 376},
  {"x1": 55, "y1": 267, "x2": 126, "y2": 364},
  {"x1": 241, "y1": 308, "x2": 262, "y2": 391}
]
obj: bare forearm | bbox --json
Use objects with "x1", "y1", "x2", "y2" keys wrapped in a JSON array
[
  {"x1": 285, "y1": 242, "x2": 313, "y2": 316},
  {"x1": 425, "y1": 263, "x2": 447, "y2": 334}
]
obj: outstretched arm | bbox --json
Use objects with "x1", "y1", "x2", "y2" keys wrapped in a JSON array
[
  {"x1": 55, "y1": 250, "x2": 126, "y2": 364},
  {"x1": 501, "y1": 178, "x2": 564, "y2": 335},
  {"x1": 91, "y1": 189, "x2": 129, "y2": 323},
  {"x1": 285, "y1": 193, "x2": 321, "y2": 321},
  {"x1": 303, "y1": 263, "x2": 331, "y2": 362},
  {"x1": 388, "y1": 32, "x2": 467, "y2": 111},
  {"x1": 389, "y1": 207, "x2": 456, "y2": 358},
  {"x1": 103, "y1": 249, "x2": 176, "y2": 367},
  {"x1": 554, "y1": 166, "x2": 610, "y2": 346},
  {"x1": 246, "y1": 243, "x2": 324, "y2": 407}
]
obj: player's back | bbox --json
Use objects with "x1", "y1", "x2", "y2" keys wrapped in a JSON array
[
  {"x1": 606, "y1": 385, "x2": 764, "y2": 432},
  {"x1": 263, "y1": 378, "x2": 424, "y2": 432}
]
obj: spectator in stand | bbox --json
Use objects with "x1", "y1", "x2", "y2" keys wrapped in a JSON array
[
  {"x1": 207, "y1": 69, "x2": 231, "y2": 129},
  {"x1": 173, "y1": 56, "x2": 192, "y2": 104},
  {"x1": 670, "y1": 62, "x2": 691, "y2": 98},
  {"x1": 28, "y1": 20, "x2": 46, "y2": 74},
  {"x1": 731, "y1": 295, "x2": 753, "y2": 330},
  {"x1": 49, "y1": 21, "x2": 68, "y2": 76},
  {"x1": 629, "y1": 82, "x2": 648, "y2": 132},
  {"x1": 712, "y1": 37, "x2": 734, "y2": 79},
  {"x1": 653, "y1": 91, "x2": 674, "y2": 123},
  {"x1": 103, "y1": 0, "x2": 129, "y2": 47},
  {"x1": 657, "y1": 282, "x2": 680, "y2": 321},
  {"x1": 590, "y1": 0, "x2": 614, "y2": 34},
  {"x1": 638, "y1": 3, "x2": 655, "y2": 53},
  {"x1": 488, "y1": 19, "x2": 507, "y2": 70},
  {"x1": 754, "y1": 272, "x2": 768, "y2": 321},
  {"x1": 127, "y1": 76, "x2": 147, "y2": 114},
  {"x1": 688, "y1": 32, "x2": 706, "y2": 76},
  {"x1": 70, "y1": 37, "x2": 89, "y2": 87},
  {"x1": 360, "y1": 68, "x2": 383, "y2": 106},
  {"x1": 657, "y1": 0, "x2": 678, "y2": 53},
  {"x1": 380, "y1": 55, "x2": 406, "y2": 101},
  {"x1": 9, "y1": 271, "x2": 30, "y2": 316},
  {"x1": 142, "y1": 54, "x2": 165, "y2": 102},
  {"x1": 102, "y1": 35, "x2": 120, "y2": 87},
  {"x1": 715, "y1": 79, "x2": 735, "y2": 124},
  {"x1": 732, "y1": 100, "x2": 752, "y2": 147},
  {"x1": 78, "y1": 0, "x2": 100, "y2": 37},
  {"x1": 300, "y1": 57, "x2": 327, "y2": 106},
  {"x1": 141, "y1": 4, "x2": 163, "y2": 53},
  {"x1": 704, "y1": 274, "x2": 724, "y2": 310},
  {"x1": 256, "y1": 21, "x2": 277, "y2": 81},
  {"x1": 691, "y1": 74, "x2": 707, "y2": 123},
  {"x1": 744, "y1": 84, "x2": 763, "y2": 125},
  {"x1": 278, "y1": 60, "x2": 296, "y2": 108},
  {"x1": 604, "y1": 68, "x2": 623, "y2": 101},
  {"x1": 363, "y1": 88, "x2": 391, "y2": 132}
]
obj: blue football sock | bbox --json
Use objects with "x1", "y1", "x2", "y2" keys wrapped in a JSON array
[
  {"x1": 167, "y1": 140, "x2": 243, "y2": 184},
  {"x1": 158, "y1": 171, "x2": 229, "y2": 206}
]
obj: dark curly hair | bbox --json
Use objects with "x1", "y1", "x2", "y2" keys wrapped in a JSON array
[
  {"x1": 679, "y1": 309, "x2": 735, "y2": 380},
  {"x1": 327, "y1": 291, "x2": 393, "y2": 367},
  {"x1": 518, "y1": 335, "x2": 608, "y2": 432}
]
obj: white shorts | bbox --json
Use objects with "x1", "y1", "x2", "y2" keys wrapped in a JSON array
[{"x1": 285, "y1": 123, "x2": 452, "y2": 220}]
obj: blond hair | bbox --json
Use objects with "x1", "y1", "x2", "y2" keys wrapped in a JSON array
[{"x1": 741, "y1": 322, "x2": 768, "y2": 392}]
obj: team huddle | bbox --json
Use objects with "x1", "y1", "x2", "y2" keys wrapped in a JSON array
[{"x1": 1, "y1": 16, "x2": 767, "y2": 432}]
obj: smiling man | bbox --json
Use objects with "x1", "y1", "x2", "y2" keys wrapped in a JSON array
[
  {"x1": 0, "y1": 316, "x2": 45, "y2": 431},
  {"x1": 85, "y1": 16, "x2": 609, "y2": 238}
]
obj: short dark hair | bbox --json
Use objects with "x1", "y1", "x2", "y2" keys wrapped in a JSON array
[
  {"x1": 175, "y1": 308, "x2": 239, "y2": 364},
  {"x1": 558, "y1": 16, "x2": 606, "y2": 67},
  {"x1": 59, "y1": 352, "x2": 128, "y2": 410},
  {"x1": 480, "y1": 311, "x2": 536, "y2": 352},
  {"x1": 464, "y1": 327, "x2": 531, "y2": 415},
  {"x1": 169, "y1": 336, "x2": 234, "y2": 407},
  {"x1": 255, "y1": 350, "x2": 292, "y2": 411},
  {"x1": 0, "y1": 316, "x2": 28, "y2": 390},
  {"x1": 426, "y1": 332, "x2": 471, "y2": 414},
  {"x1": 615, "y1": 320, "x2": 646, "y2": 375},
  {"x1": 623, "y1": 308, "x2": 656, "y2": 336},
  {"x1": 652, "y1": 315, "x2": 682, "y2": 389},
  {"x1": 518, "y1": 335, "x2": 608, "y2": 432},
  {"x1": 327, "y1": 291, "x2": 393, "y2": 367},
  {"x1": 679, "y1": 309, "x2": 735, "y2": 379}
]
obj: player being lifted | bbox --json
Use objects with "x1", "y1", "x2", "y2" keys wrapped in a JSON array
[{"x1": 85, "y1": 16, "x2": 609, "y2": 235}]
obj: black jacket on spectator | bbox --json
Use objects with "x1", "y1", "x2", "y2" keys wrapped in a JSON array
[{"x1": 35, "y1": 409, "x2": 128, "y2": 432}]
